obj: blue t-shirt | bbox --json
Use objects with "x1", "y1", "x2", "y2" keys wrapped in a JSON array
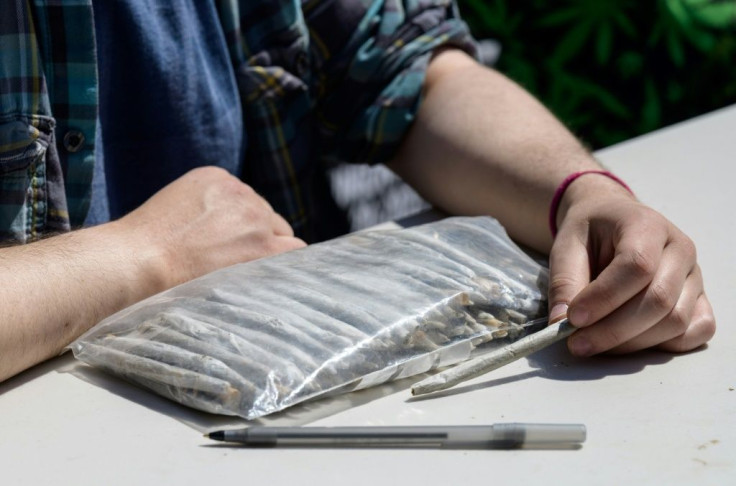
[{"x1": 87, "y1": 0, "x2": 245, "y2": 224}]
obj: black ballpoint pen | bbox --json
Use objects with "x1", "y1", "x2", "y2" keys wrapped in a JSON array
[{"x1": 205, "y1": 423, "x2": 586, "y2": 449}]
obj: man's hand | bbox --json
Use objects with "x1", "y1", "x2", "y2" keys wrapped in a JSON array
[
  {"x1": 548, "y1": 175, "x2": 716, "y2": 355},
  {"x1": 0, "y1": 166, "x2": 304, "y2": 382},
  {"x1": 117, "y1": 166, "x2": 306, "y2": 288}
]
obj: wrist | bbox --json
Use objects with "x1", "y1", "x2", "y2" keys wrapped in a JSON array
[
  {"x1": 102, "y1": 218, "x2": 172, "y2": 296},
  {"x1": 552, "y1": 170, "x2": 635, "y2": 236}
]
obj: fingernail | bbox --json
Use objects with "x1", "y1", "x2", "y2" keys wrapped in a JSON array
[
  {"x1": 569, "y1": 336, "x2": 593, "y2": 357},
  {"x1": 569, "y1": 308, "x2": 590, "y2": 327},
  {"x1": 549, "y1": 303, "x2": 569, "y2": 323}
]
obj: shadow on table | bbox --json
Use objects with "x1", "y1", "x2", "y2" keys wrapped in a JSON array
[
  {"x1": 62, "y1": 359, "x2": 426, "y2": 433},
  {"x1": 0, "y1": 352, "x2": 76, "y2": 396},
  {"x1": 524, "y1": 340, "x2": 682, "y2": 382},
  {"x1": 407, "y1": 342, "x2": 709, "y2": 402}
]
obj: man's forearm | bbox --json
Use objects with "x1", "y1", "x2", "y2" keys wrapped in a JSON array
[
  {"x1": 0, "y1": 167, "x2": 306, "y2": 382},
  {"x1": 389, "y1": 50, "x2": 626, "y2": 252},
  {"x1": 0, "y1": 221, "x2": 166, "y2": 381}
]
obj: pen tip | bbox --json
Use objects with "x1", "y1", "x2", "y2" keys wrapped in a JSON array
[{"x1": 207, "y1": 431, "x2": 225, "y2": 441}]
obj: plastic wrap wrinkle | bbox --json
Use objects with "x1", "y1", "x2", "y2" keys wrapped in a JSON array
[{"x1": 70, "y1": 217, "x2": 549, "y2": 419}]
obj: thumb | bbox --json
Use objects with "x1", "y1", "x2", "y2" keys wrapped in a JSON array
[{"x1": 547, "y1": 231, "x2": 591, "y2": 326}]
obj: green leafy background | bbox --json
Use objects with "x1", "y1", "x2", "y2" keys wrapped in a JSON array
[{"x1": 457, "y1": 0, "x2": 736, "y2": 149}]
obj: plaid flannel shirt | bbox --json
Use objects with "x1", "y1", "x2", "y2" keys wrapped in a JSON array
[{"x1": 0, "y1": 0, "x2": 477, "y2": 243}]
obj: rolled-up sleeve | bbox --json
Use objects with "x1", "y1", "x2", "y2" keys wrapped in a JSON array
[{"x1": 306, "y1": 0, "x2": 478, "y2": 166}]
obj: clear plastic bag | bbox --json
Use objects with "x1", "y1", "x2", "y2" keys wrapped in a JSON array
[{"x1": 70, "y1": 217, "x2": 549, "y2": 419}]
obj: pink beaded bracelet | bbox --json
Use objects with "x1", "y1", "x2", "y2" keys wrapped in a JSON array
[{"x1": 548, "y1": 170, "x2": 634, "y2": 237}]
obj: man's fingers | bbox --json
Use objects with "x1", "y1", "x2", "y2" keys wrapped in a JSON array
[
  {"x1": 272, "y1": 234, "x2": 308, "y2": 253},
  {"x1": 549, "y1": 198, "x2": 714, "y2": 356},
  {"x1": 271, "y1": 211, "x2": 296, "y2": 237},
  {"x1": 657, "y1": 293, "x2": 716, "y2": 353},
  {"x1": 567, "y1": 230, "x2": 670, "y2": 328},
  {"x1": 603, "y1": 266, "x2": 702, "y2": 354},
  {"x1": 548, "y1": 230, "x2": 591, "y2": 323},
  {"x1": 567, "y1": 253, "x2": 700, "y2": 356}
]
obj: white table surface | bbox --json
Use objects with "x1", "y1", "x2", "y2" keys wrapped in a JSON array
[{"x1": 1, "y1": 106, "x2": 734, "y2": 486}]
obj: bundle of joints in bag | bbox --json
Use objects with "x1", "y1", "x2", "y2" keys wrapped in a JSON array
[{"x1": 71, "y1": 217, "x2": 549, "y2": 419}]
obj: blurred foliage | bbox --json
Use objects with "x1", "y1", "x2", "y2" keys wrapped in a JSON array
[{"x1": 457, "y1": 0, "x2": 736, "y2": 148}]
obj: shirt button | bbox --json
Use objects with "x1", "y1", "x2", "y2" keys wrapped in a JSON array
[{"x1": 63, "y1": 130, "x2": 85, "y2": 153}]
